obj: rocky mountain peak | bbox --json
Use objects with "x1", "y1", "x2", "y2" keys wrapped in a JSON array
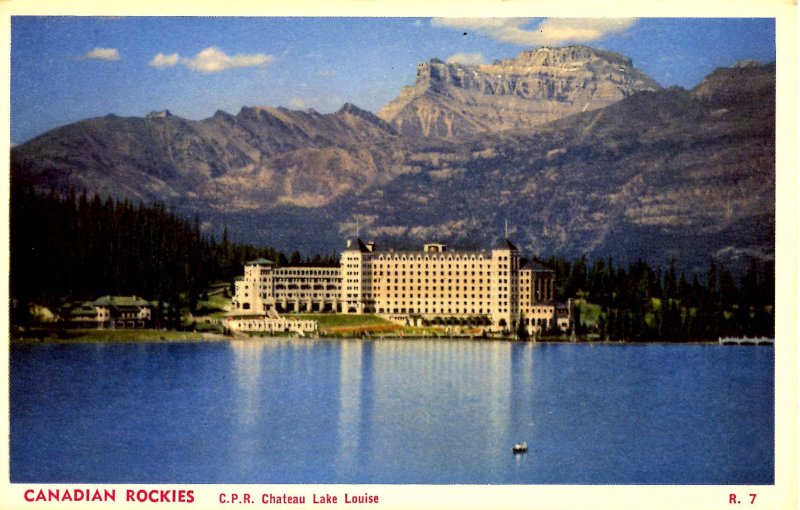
[
  {"x1": 337, "y1": 102, "x2": 366, "y2": 115},
  {"x1": 497, "y1": 45, "x2": 632, "y2": 68},
  {"x1": 379, "y1": 45, "x2": 661, "y2": 138},
  {"x1": 732, "y1": 59, "x2": 764, "y2": 69},
  {"x1": 145, "y1": 110, "x2": 173, "y2": 119},
  {"x1": 337, "y1": 102, "x2": 397, "y2": 134},
  {"x1": 692, "y1": 61, "x2": 775, "y2": 107}
]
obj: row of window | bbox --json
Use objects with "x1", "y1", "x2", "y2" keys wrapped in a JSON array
[
  {"x1": 524, "y1": 318, "x2": 553, "y2": 327},
  {"x1": 378, "y1": 285, "x2": 487, "y2": 291},
  {"x1": 377, "y1": 298, "x2": 490, "y2": 305},
  {"x1": 372, "y1": 280, "x2": 512, "y2": 288},
  {"x1": 377, "y1": 279, "x2": 488, "y2": 285},
  {"x1": 274, "y1": 269, "x2": 339, "y2": 276},
  {"x1": 374, "y1": 288, "x2": 513, "y2": 298},
  {"x1": 274, "y1": 284, "x2": 338, "y2": 290},
  {"x1": 374, "y1": 254, "x2": 488, "y2": 262},
  {"x1": 522, "y1": 308, "x2": 555, "y2": 315},
  {"x1": 273, "y1": 277, "x2": 339, "y2": 282},
  {"x1": 374, "y1": 263, "x2": 491, "y2": 271},
  {"x1": 374, "y1": 270, "x2": 488, "y2": 276},
  {"x1": 376, "y1": 299, "x2": 512, "y2": 307},
  {"x1": 376, "y1": 307, "x2": 494, "y2": 315},
  {"x1": 273, "y1": 293, "x2": 337, "y2": 299}
]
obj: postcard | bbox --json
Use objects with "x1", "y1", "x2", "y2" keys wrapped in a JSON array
[{"x1": 1, "y1": 1, "x2": 797, "y2": 509}]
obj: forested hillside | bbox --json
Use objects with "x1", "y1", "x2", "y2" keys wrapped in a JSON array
[
  {"x1": 9, "y1": 187, "x2": 294, "y2": 324},
  {"x1": 546, "y1": 256, "x2": 774, "y2": 341}
]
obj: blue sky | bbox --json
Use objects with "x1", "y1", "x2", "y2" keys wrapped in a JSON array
[{"x1": 11, "y1": 17, "x2": 775, "y2": 145}]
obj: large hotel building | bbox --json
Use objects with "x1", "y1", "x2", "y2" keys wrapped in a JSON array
[{"x1": 233, "y1": 238, "x2": 567, "y2": 333}]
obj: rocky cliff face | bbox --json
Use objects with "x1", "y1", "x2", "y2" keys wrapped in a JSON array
[{"x1": 378, "y1": 45, "x2": 661, "y2": 137}]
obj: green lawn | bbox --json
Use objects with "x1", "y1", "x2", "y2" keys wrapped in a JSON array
[
  {"x1": 284, "y1": 313, "x2": 395, "y2": 331},
  {"x1": 11, "y1": 328, "x2": 208, "y2": 344},
  {"x1": 195, "y1": 294, "x2": 232, "y2": 318}
]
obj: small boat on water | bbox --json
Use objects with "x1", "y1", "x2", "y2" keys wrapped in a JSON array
[{"x1": 512, "y1": 442, "x2": 528, "y2": 454}]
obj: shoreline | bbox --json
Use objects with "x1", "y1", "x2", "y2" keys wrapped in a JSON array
[{"x1": 9, "y1": 329, "x2": 733, "y2": 346}]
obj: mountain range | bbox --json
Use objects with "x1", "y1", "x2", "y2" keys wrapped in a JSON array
[{"x1": 10, "y1": 46, "x2": 775, "y2": 275}]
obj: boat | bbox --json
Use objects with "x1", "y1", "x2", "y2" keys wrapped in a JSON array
[{"x1": 512, "y1": 442, "x2": 528, "y2": 454}]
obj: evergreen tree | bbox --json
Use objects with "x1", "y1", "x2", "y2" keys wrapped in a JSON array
[
  {"x1": 516, "y1": 312, "x2": 529, "y2": 340},
  {"x1": 664, "y1": 259, "x2": 677, "y2": 300},
  {"x1": 572, "y1": 304, "x2": 583, "y2": 335},
  {"x1": 706, "y1": 261, "x2": 718, "y2": 300},
  {"x1": 718, "y1": 265, "x2": 738, "y2": 309},
  {"x1": 598, "y1": 313, "x2": 607, "y2": 341}
]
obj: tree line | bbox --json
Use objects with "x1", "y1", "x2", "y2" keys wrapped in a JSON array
[
  {"x1": 9, "y1": 187, "x2": 336, "y2": 324},
  {"x1": 545, "y1": 255, "x2": 774, "y2": 341}
]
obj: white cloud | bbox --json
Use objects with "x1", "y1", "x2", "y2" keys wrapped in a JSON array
[
  {"x1": 446, "y1": 52, "x2": 485, "y2": 65},
  {"x1": 432, "y1": 18, "x2": 637, "y2": 46},
  {"x1": 535, "y1": 18, "x2": 637, "y2": 44},
  {"x1": 149, "y1": 52, "x2": 180, "y2": 69},
  {"x1": 147, "y1": 47, "x2": 274, "y2": 73},
  {"x1": 85, "y1": 47, "x2": 120, "y2": 61},
  {"x1": 182, "y1": 47, "x2": 273, "y2": 73},
  {"x1": 289, "y1": 97, "x2": 309, "y2": 109}
]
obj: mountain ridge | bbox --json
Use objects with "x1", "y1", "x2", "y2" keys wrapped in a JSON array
[{"x1": 10, "y1": 49, "x2": 775, "y2": 275}]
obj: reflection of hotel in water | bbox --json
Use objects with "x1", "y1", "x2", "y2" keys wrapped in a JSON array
[
  {"x1": 233, "y1": 237, "x2": 569, "y2": 333},
  {"x1": 335, "y1": 340, "x2": 522, "y2": 480},
  {"x1": 229, "y1": 339, "x2": 535, "y2": 481}
]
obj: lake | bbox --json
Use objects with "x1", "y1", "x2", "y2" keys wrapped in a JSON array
[{"x1": 10, "y1": 339, "x2": 773, "y2": 484}]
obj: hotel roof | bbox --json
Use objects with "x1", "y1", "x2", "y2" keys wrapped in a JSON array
[
  {"x1": 345, "y1": 238, "x2": 521, "y2": 256},
  {"x1": 246, "y1": 258, "x2": 274, "y2": 265},
  {"x1": 493, "y1": 238, "x2": 519, "y2": 251},
  {"x1": 521, "y1": 259, "x2": 555, "y2": 272},
  {"x1": 343, "y1": 239, "x2": 371, "y2": 252}
]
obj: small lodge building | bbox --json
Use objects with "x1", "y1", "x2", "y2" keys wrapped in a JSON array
[{"x1": 65, "y1": 296, "x2": 170, "y2": 329}]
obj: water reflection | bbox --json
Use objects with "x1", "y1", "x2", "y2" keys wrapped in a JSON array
[
  {"x1": 227, "y1": 338, "x2": 527, "y2": 481},
  {"x1": 227, "y1": 341, "x2": 266, "y2": 478},
  {"x1": 230, "y1": 340, "x2": 265, "y2": 427},
  {"x1": 332, "y1": 340, "x2": 518, "y2": 482},
  {"x1": 335, "y1": 340, "x2": 362, "y2": 478},
  {"x1": 510, "y1": 342, "x2": 536, "y2": 431}
]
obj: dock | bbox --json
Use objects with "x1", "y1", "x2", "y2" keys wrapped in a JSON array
[{"x1": 718, "y1": 337, "x2": 774, "y2": 345}]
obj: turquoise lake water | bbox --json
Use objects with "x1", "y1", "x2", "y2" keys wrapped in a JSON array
[{"x1": 10, "y1": 340, "x2": 773, "y2": 484}]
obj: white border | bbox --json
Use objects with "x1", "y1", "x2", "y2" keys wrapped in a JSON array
[{"x1": 0, "y1": 2, "x2": 796, "y2": 509}]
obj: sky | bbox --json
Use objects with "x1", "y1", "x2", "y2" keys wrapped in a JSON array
[{"x1": 10, "y1": 17, "x2": 776, "y2": 145}]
